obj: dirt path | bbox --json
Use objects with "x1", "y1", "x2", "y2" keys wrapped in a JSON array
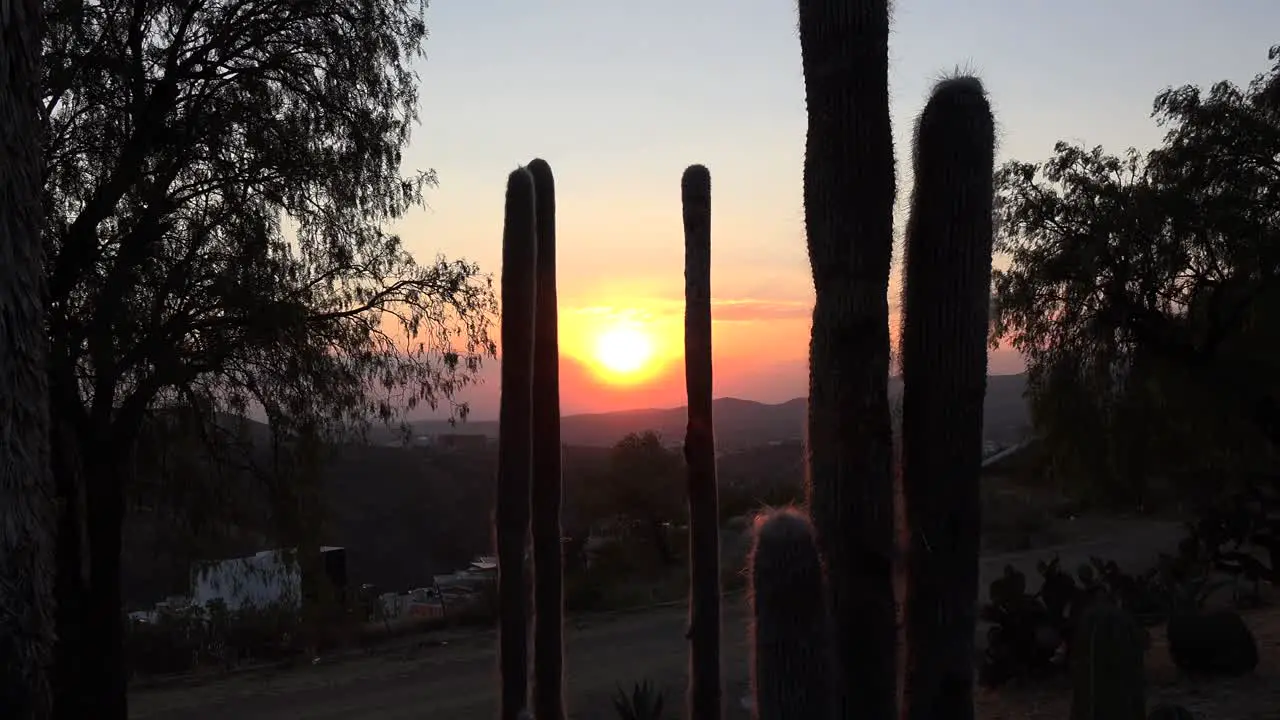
[{"x1": 129, "y1": 519, "x2": 1182, "y2": 720}]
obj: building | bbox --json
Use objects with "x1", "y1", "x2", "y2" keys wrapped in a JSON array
[{"x1": 190, "y1": 546, "x2": 347, "y2": 612}]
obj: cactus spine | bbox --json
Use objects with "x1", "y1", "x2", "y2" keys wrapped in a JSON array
[
  {"x1": 899, "y1": 76, "x2": 996, "y2": 720},
  {"x1": 749, "y1": 509, "x2": 836, "y2": 720},
  {"x1": 496, "y1": 167, "x2": 538, "y2": 720},
  {"x1": 796, "y1": 0, "x2": 899, "y2": 717},
  {"x1": 528, "y1": 158, "x2": 566, "y2": 720},
  {"x1": 681, "y1": 164, "x2": 723, "y2": 720},
  {"x1": 1070, "y1": 605, "x2": 1146, "y2": 720}
]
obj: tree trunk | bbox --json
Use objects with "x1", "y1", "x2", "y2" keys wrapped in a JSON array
[
  {"x1": 0, "y1": 0, "x2": 57, "y2": 715},
  {"x1": 51, "y1": 427, "x2": 129, "y2": 720},
  {"x1": 647, "y1": 519, "x2": 675, "y2": 568},
  {"x1": 50, "y1": 415, "x2": 87, "y2": 720}
]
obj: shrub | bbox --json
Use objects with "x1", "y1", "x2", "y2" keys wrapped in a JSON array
[
  {"x1": 611, "y1": 679, "x2": 666, "y2": 720},
  {"x1": 980, "y1": 554, "x2": 1181, "y2": 688},
  {"x1": 1166, "y1": 610, "x2": 1259, "y2": 678}
]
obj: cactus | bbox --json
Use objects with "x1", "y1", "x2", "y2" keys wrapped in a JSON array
[
  {"x1": 528, "y1": 158, "x2": 566, "y2": 720},
  {"x1": 681, "y1": 163, "x2": 723, "y2": 720},
  {"x1": 1070, "y1": 604, "x2": 1146, "y2": 720},
  {"x1": 492, "y1": 8, "x2": 998, "y2": 719},
  {"x1": 1146, "y1": 705, "x2": 1195, "y2": 720},
  {"x1": 496, "y1": 167, "x2": 538, "y2": 720},
  {"x1": 899, "y1": 76, "x2": 996, "y2": 720},
  {"x1": 796, "y1": 0, "x2": 900, "y2": 717},
  {"x1": 748, "y1": 508, "x2": 836, "y2": 720}
]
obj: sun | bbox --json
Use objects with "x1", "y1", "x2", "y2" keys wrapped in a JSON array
[{"x1": 593, "y1": 325, "x2": 655, "y2": 377}]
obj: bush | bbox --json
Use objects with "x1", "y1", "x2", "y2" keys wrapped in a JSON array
[
  {"x1": 612, "y1": 678, "x2": 667, "y2": 720},
  {"x1": 978, "y1": 552, "x2": 1204, "y2": 688},
  {"x1": 1166, "y1": 610, "x2": 1259, "y2": 678},
  {"x1": 124, "y1": 599, "x2": 305, "y2": 678}
]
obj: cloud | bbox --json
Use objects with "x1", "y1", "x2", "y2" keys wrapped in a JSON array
[
  {"x1": 568, "y1": 297, "x2": 812, "y2": 323},
  {"x1": 711, "y1": 299, "x2": 812, "y2": 323}
]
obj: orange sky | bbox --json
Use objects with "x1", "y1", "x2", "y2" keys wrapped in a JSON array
[
  {"x1": 382, "y1": 2, "x2": 1278, "y2": 421},
  {"x1": 408, "y1": 294, "x2": 1027, "y2": 421}
]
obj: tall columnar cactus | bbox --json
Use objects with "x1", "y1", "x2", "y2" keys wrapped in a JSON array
[
  {"x1": 496, "y1": 167, "x2": 538, "y2": 720},
  {"x1": 748, "y1": 509, "x2": 836, "y2": 720},
  {"x1": 899, "y1": 76, "x2": 996, "y2": 720},
  {"x1": 528, "y1": 158, "x2": 566, "y2": 720},
  {"x1": 796, "y1": 0, "x2": 899, "y2": 717},
  {"x1": 681, "y1": 164, "x2": 723, "y2": 720},
  {"x1": 1070, "y1": 605, "x2": 1147, "y2": 720}
]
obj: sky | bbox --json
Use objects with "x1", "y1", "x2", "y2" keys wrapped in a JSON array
[{"x1": 392, "y1": 0, "x2": 1280, "y2": 420}]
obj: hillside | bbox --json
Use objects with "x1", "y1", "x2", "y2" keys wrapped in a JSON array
[
  {"x1": 120, "y1": 375, "x2": 1031, "y2": 605},
  {"x1": 403, "y1": 373, "x2": 1031, "y2": 450}
]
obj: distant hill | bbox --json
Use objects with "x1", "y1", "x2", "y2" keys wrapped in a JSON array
[
  {"x1": 403, "y1": 373, "x2": 1031, "y2": 450},
  {"x1": 121, "y1": 375, "x2": 1031, "y2": 605}
]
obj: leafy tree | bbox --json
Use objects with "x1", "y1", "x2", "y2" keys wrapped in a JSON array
[
  {"x1": 992, "y1": 46, "x2": 1280, "y2": 504},
  {"x1": 1, "y1": 0, "x2": 58, "y2": 716},
  {"x1": 38, "y1": 0, "x2": 497, "y2": 716},
  {"x1": 583, "y1": 431, "x2": 686, "y2": 567}
]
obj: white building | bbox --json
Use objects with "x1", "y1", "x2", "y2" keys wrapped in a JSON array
[{"x1": 191, "y1": 549, "x2": 308, "y2": 612}]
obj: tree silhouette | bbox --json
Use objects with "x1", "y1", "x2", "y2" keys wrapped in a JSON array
[
  {"x1": 38, "y1": 0, "x2": 496, "y2": 716},
  {"x1": 0, "y1": 0, "x2": 57, "y2": 717},
  {"x1": 993, "y1": 46, "x2": 1280, "y2": 500}
]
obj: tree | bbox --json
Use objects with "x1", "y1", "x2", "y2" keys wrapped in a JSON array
[
  {"x1": 1, "y1": 0, "x2": 57, "y2": 716},
  {"x1": 39, "y1": 0, "x2": 497, "y2": 716},
  {"x1": 992, "y1": 46, "x2": 1280, "y2": 502},
  {"x1": 584, "y1": 432, "x2": 686, "y2": 568}
]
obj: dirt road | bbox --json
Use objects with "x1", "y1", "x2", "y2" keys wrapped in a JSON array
[{"x1": 129, "y1": 520, "x2": 1182, "y2": 720}]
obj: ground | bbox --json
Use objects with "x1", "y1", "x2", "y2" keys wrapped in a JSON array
[{"x1": 129, "y1": 517, "x2": 1248, "y2": 720}]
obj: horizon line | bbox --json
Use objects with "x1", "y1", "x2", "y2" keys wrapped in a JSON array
[{"x1": 429, "y1": 370, "x2": 1029, "y2": 425}]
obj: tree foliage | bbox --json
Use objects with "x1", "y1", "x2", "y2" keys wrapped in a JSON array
[
  {"x1": 42, "y1": 0, "x2": 496, "y2": 443},
  {"x1": 38, "y1": 0, "x2": 497, "y2": 715},
  {"x1": 992, "y1": 46, "x2": 1280, "y2": 503},
  {"x1": 582, "y1": 431, "x2": 686, "y2": 566}
]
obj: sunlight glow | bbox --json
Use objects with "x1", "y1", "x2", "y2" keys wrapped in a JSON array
[{"x1": 593, "y1": 324, "x2": 655, "y2": 378}]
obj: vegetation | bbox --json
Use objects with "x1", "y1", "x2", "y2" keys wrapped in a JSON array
[
  {"x1": 797, "y1": 1, "x2": 900, "y2": 714},
  {"x1": 747, "y1": 509, "x2": 834, "y2": 720},
  {"x1": 611, "y1": 679, "x2": 667, "y2": 720},
  {"x1": 0, "y1": 0, "x2": 57, "y2": 717},
  {"x1": 991, "y1": 45, "x2": 1280, "y2": 506},
  {"x1": 1068, "y1": 604, "x2": 1146, "y2": 720},
  {"x1": 12, "y1": 0, "x2": 502, "y2": 715},
  {"x1": 1166, "y1": 610, "x2": 1259, "y2": 678},
  {"x1": 10, "y1": 0, "x2": 1280, "y2": 715},
  {"x1": 681, "y1": 164, "x2": 722, "y2": 720},
  {"x1": 493, "y1": 1, "x2": 998, "y2": 718},
  {"x1": 528, "y1": 158, "x2": 566, "y2": 720},
  {"x1": 495, "y1": 166, "x2": 540, "y2": 720}
]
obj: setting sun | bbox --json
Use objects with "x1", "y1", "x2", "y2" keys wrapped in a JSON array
[{"x1": 593, "y1": 325, "x2": 655, "y2": 378}]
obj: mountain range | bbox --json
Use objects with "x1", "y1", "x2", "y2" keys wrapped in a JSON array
[{"x1": 403, "y1": 373, "x2": 1031, "y2": 450}]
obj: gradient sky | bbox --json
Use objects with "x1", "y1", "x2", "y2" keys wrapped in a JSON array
[{"x1": 393, "y1": 0, "x2": 1280, "y2": 420}]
